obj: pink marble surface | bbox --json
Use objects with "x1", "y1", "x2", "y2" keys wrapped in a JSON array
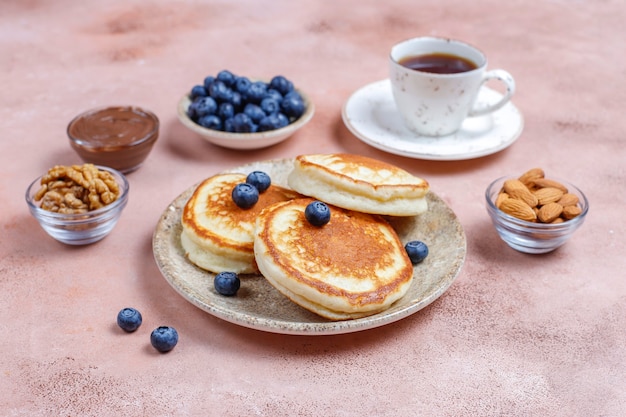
[{"x1": 1, "y1": 0, "x2": 625, "y2": 415}]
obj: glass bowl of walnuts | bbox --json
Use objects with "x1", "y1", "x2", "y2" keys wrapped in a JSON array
[
  {"x1": 25, "y1": 164, "x2": 130, "y2": 245},
  {"x1": 485, "y1": 168, "x2": 589, "y2": 254}
]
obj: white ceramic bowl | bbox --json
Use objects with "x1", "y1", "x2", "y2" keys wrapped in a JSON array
[
  {"x1": 25, "y1": 166, "x2": 129, "y2": 245},
  {"x1": 485, "y1": 176, "x2": 589, "y2": 254},
  {"x1": 176, "y1": 89, "x2": 315, "y2": 150}
]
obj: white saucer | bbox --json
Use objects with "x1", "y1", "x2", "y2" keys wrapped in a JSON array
[{"x1": 342, "y1": 79, "x2": 524, "y2": 161}]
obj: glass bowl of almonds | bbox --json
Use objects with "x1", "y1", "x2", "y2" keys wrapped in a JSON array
[
  {"x1": 25, "y1": 164, "x2": 129, "y2": 245},
  {"x1": 485, "y1": 168, "x2": 589, "y2": 254}
]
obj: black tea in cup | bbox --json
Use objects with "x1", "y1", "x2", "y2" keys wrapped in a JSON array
[{"x1": 399, "y1": 53, "x2": 478, "y2": 74}]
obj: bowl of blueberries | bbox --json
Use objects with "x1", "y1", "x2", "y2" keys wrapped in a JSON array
[{"x1": 177, "y1": 70, "x2": 315, "y2": 150}]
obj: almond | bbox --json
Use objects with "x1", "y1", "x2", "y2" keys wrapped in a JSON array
[
  {"x1": 499, "y1": 198, "x2": 537, "y2": 222},
  {"x1": 538, "y1": 202, "x2": 564, "y2": 223},
  {"x1": 532, "y1": 178, "x2": 568, "y2": 193},
  {"x1": 495, "y1": 192, "x2": 509, "y2": 208},
  {"x1": 557, "y1": 193, "x2": 579, "y2": 207},
  {"x1": 518, "y1": 168, "x2": 544, "y2": 186},
  {"x1": 533, "y1": 187, "x2": 564, "y2": 205},
  {"x1": 499, "y1": 169, "x2": 583, "y2": 224},
  {"x1": 562, "y1": 205, "x2": 582, "y2": 220},
  {"x1": 503, "y1": 179, "x2": 539, "y2": 208}
]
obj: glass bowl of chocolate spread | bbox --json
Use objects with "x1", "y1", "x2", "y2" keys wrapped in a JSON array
[{"x1": 67, "y1": 106, "x2": 159, "y2": 173}]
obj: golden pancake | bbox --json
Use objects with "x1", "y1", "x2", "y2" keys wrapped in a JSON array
[
  {"x1": 287, "y1": 153, "x2": 429, "y2": 216},
  {"x1": 181, "y1": 173, "x2": 299, "y2": 274},
  {"x1": 254, "y1": 198, "x2": 414, "y2": 320}
]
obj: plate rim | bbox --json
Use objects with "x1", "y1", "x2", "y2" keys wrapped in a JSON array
[
  {"x1": 342, "y1": 79, "x2": 524, "y2": 161},
  {"x1": 152, "y1": 158, "x2": 467, "y2": 335}
]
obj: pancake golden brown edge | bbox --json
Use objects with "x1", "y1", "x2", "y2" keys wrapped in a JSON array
[
  {"x1": 287, "y1": 153, "x2": 430, "y2": 216},
  {"x1": 181, "y1": 173, "x2": 300, "y2": 274},
  {"x1": 254, "y1": 197, "x2": 414, "y2": 320}
]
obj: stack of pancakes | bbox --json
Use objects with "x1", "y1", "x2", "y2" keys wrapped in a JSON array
[{"x1": 181, "y1": 153, "x2": 430, "y2": 320}]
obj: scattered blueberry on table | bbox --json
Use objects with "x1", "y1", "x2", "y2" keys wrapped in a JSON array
[
  {"x1": 404, "y1": 240, "x2": 429, "y2": 264},
  {"x1": 150, "y1": 326, "x2": 179, "y2": 353},
  {"x1": 116, "y1": 307, "x2": 143, "y2": 332},
  {"x1": 305, "y1": 201, "x2": 331, "y2": 226},
  {"x1": 187, "y1": 71, "x2": 305, "y2": 133}
]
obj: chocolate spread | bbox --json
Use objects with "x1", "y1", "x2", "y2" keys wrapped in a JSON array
[{"x1": 67, "y1": 106, "x2": 159, "y2": 173}]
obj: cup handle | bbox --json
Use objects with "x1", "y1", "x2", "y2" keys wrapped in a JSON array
[{"x1": 468, "y1": 69, "x2": 516, "y2": 117}]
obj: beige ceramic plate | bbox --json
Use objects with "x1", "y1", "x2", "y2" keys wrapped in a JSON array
[{"x1": 152, "y1": 159, "x2": 466, "y2": 335}]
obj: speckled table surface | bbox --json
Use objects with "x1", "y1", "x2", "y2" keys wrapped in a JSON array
[{"x1": 1, "y1": 1, "x2": 625, "y2": 416}]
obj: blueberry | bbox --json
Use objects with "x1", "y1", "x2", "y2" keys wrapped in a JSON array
[
  {"x1": 245, "y1": 81, "x2": 268, "y2": 103},
  {"x1": 281, "y1": 92, "x2": 305, "y2": 119},
  {"x1": 264, "y1": 88, "x2": 283, "y2": 102},
  {"x1": 150, "y1": 326, "x2": 179, "y2": 353},
  {"x1": 235, "y1": 76, "x2": 252, "y2": 95},
  {"x1": 198, "y1": 114, "x2": 222, "y2": 130},
  {"x1": 269, "y1": 75, "x2": 294, "y2": 95},
  {"x1": 243, "y1": 103, "x2": 266, "y2": 124},
  {"x1": 276, "y1": 113, "x2": 290, "y2": 127},
  {"x1": 203, "y1": 75, "x2": 215, "y2": 90},
  {"x1": 216, "y1": 103, "x2": 235, "y2": 122},
  {"x1": 190, "y1": 85, "x2": 207, "y2": 100},
  {"x1": 305, "y1": 201, "x2": 331, "y2": 226},
  {"x1": 229, "y1": 91, "x2": 243, "y2": 111},
  {"x1": 260, "y1": 97, "x2": 281, "y2": 115},
  {"x1": 284, "y1": 90, "x2": 303, "y2": 101},
  {"x1": 116, "y1": 307, "x2": 142, "y2": 332},
  {"x1": 218, "y1": 102, "x2": 235, "y2": 120},
  {"x1": 189, "y1": 73, "x2": 302, "y2": 131},
  {"x1": 209, "y1": 80, "x2": 233, "y2": 102},
  {"x1": 232, "y1": 183, "x2": 259, "y2": 209},
  {"x1": 224, "y1": 117, "x2": 235, "y2": 132},
  {"x1": 190, "y1": 96, "x2": 218, "y2": 119},
  {"x1": 404, "y1": 240, "x2": 429, "y2": 264},
  {"x1": 232, "y1": 113, "x2": 257, "y2": 133},
  {"x1": 214, "y1": 271, "x2": 241, "y2": 296},
  {"x1": 216, "y1": 69, "x2": 237, "y2": 87},
  {"x1": 258, "y1": 114, "x2": 286, "y2": 132},
  {"x1": 246, "y1": 171, "x2": 271, "y2": 193}
]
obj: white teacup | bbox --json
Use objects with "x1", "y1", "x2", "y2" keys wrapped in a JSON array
[{"x1": 389, "y1": 37, "x2": 515, "y2": 137}]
